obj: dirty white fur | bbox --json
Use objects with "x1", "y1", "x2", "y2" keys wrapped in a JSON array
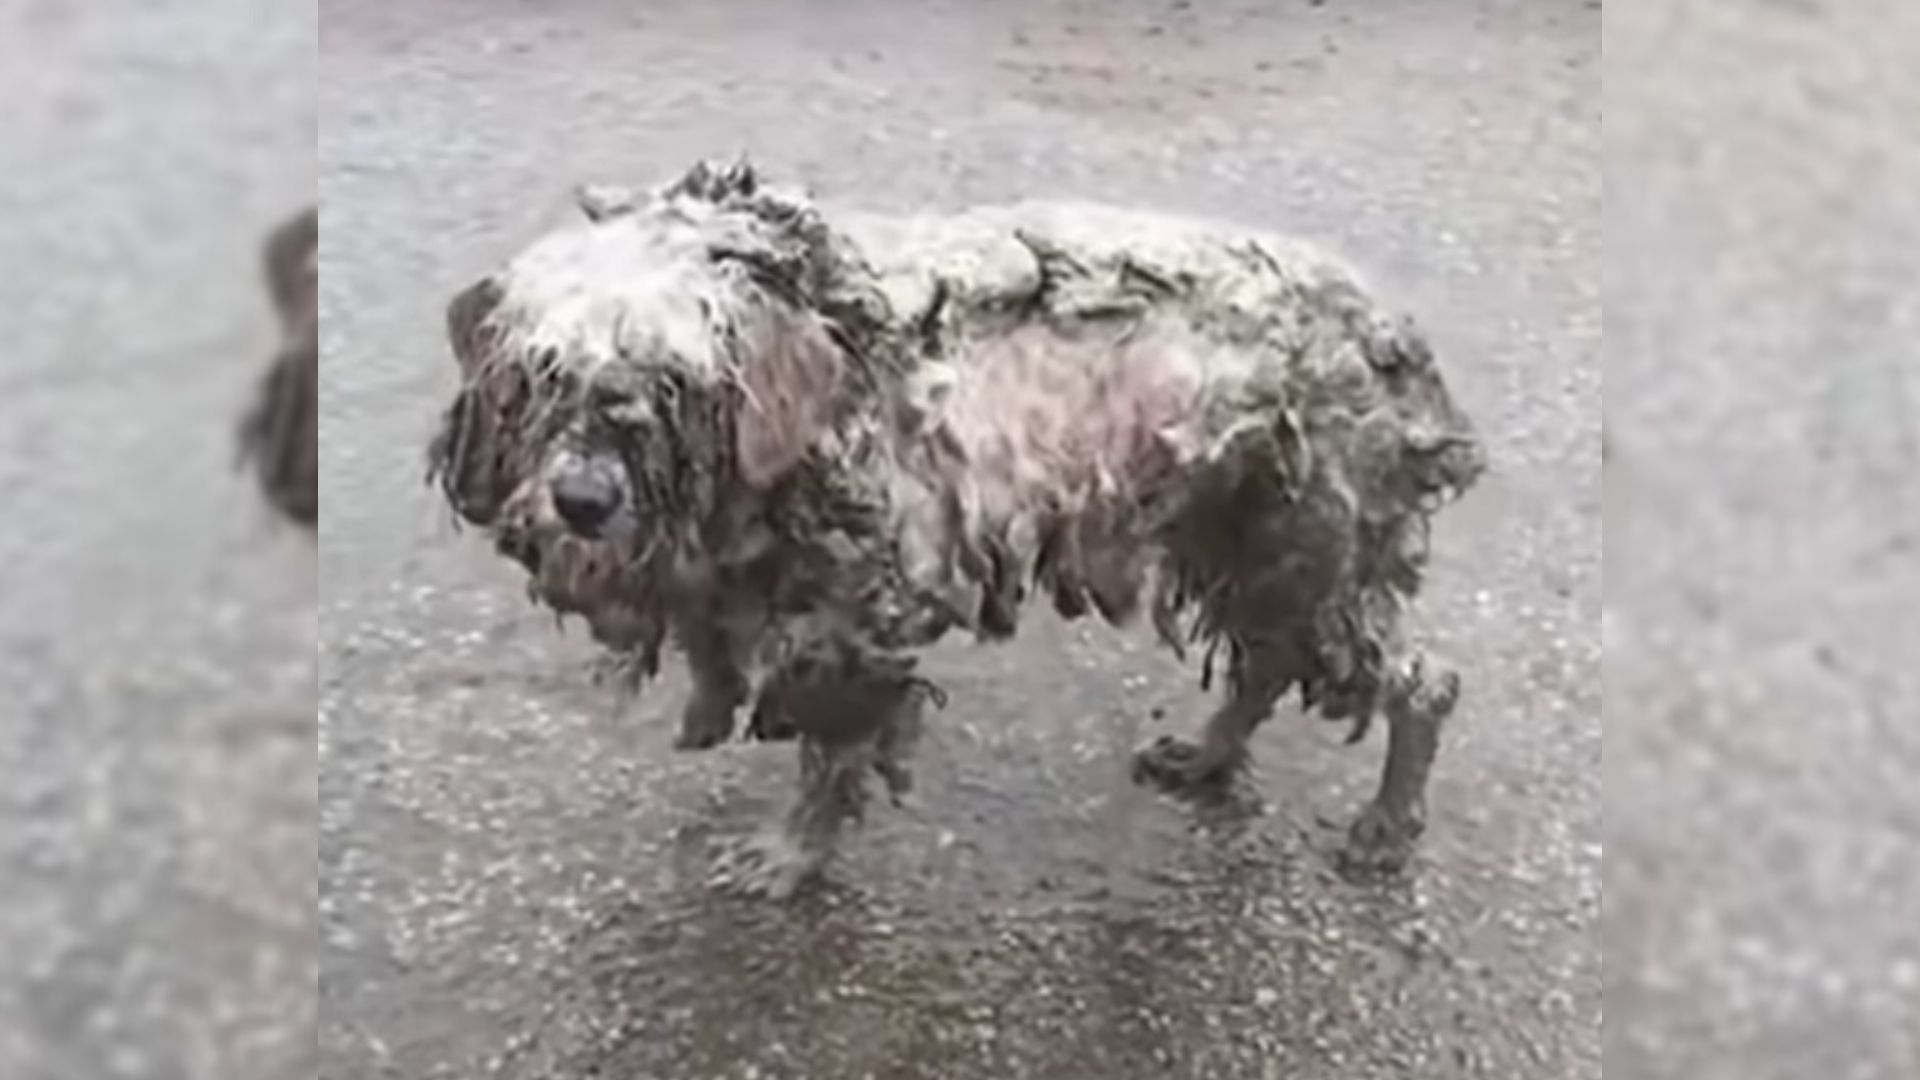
[{"x1": 432, "y1": 161, "x2": 1486, "y2": 888}]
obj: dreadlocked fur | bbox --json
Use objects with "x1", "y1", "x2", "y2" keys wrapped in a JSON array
[
  {"x1": 241, "y1": 206, "x2": 318, "y2": 529},
  {"x1": 430, "y1": 160, "x2": 1485, "y2": 895}
]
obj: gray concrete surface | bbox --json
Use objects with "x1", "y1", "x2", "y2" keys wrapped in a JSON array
[
  {"x1": 1606, "y1": 2, "x2": 1920, "y2": 1078},
  {"x1": 0, "y1": 2, "x2": 317, "y2": 1079},
  {"x1": 319, "y1": 1, "x2": 1597, "y2": 1077}
]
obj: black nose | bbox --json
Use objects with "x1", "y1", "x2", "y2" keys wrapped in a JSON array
[{"x1": 551, "y1": 465, "x2": 621, "y2": 534}]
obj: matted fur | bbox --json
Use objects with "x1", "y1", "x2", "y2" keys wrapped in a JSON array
[
  {"x1": 430, "y1": 161, "x2": 1485, "y2": 892},
  {"x1": 241, "y1": 206, "x2": 318, "y2": 530}
]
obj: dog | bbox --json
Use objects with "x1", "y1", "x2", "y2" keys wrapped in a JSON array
[
  {"x1": 240, "y1": 206, "x2": 318, "y2": 530},
  {"x1": 429, "y1": 161, "x2": 1485, "y2": 896}
]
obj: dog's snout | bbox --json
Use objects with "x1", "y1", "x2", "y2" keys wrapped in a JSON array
[
  {"x1": 551, "y1": 461, "x2": 622, "y2": 534},
  {"x1": 1406, "y1": 428, "x2": 1485, "y2": 487}
]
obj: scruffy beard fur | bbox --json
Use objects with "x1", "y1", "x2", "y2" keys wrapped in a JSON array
[
  {"x1": 429, "y1": 160, "x2": 1486, "y2": 897},
  {"x1": 242, "y1": 206, "x2": 318, "y2": 530}
]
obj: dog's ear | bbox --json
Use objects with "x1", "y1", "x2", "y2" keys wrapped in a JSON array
[
  {"x1": 262, "y1": 206, "x2": 317, "y2": 330},
  {"x1": 710, "y1": 242, "x2": 810, "y2": 311},
  {"x1": 726, "y1": 294, "x2": 848, "y2": 488},
  {"x1": 576, "y1": 183, "x2": 642, "y2": 223},
  {"x1": 446, "y1": 277, "x2": 504, "y2": 372}
]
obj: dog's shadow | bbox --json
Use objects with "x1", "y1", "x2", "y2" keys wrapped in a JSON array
[{"x1": 481, "y1": 724, "x2": 1443, "y2": 1079}]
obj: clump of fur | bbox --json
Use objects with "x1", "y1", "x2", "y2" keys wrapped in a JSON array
[
  {"x1": 430, "y1": 160, "x2": 1485, "y2": 892},
  {"x1": 241, "y1": 206, "x2": 318, "y2": 529}
]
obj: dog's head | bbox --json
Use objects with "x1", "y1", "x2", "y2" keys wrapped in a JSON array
[
  {"x1": 428, "y1": 162, "x2": 861, "y2": 638},
  {"x1": 1308, "y1": 278, "x2": 1485, "y2": 524}
]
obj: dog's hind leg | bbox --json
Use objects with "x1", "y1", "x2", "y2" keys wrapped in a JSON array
[
  {"x1": 1133, "y1": 640, "x2": 1295, "y2": 797},
  {"x1": 1342, "y1": 652, "x2": 1460, "y2": 874}
]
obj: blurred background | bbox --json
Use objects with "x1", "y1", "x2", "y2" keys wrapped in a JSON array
[
  {"x1": 0, "y1": 2, "x2": 315, "y2": 1079},
  {"x1": 1607, "y1": 2, "x2": 1920, "y2": 1076}
]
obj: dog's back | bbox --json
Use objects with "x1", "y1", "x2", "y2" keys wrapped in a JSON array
[{"x1": 827, "y1": 200, "x2": 1478, "y2": 639}]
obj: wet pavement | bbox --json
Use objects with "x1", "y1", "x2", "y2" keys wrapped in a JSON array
[
  {"x1": 0, "y1": 2, "x2": 316, "y2": 1079},
  {"x1": 319, "y1": 1, "x2": 1598, "y2": 1077},
  {"x1": 1606, "y1": 2, "x2": 1920, "y2": 1078}
]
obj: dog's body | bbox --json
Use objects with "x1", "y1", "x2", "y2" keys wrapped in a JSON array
[
  {"x1": 242, "y1": 206, "x2": 318, "y2": 530},
  {"x1": 431, "y1": 163, "x2": 1484, "y2": 895}
]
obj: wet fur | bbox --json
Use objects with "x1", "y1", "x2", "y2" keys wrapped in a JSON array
[
  {"x1": 241, "y1": 206, "x2": 318, "y2": 530},
  {"x1": 430, "y1": 162, "x2": 1485, "y2": 893}
]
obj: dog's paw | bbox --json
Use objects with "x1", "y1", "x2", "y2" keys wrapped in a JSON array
[
  {"x1": 744, "y1": 696, "x2": 799, "y2": 742},
  {"x1": 674, "y1": 692, "x2": 738, "y2": 751},
  {"x1": 1130, "y1": 735, "x2": 1237, "y2": 796},
  {"x1": 673, "y1": 724, "x2": 729, "y2": 751},
  {"x1": 708, "y1": 831, "x2": 820, "y2": 901},
  {"x1": 1338, "y1": 801, "x2": 1424, "y2": 879}
]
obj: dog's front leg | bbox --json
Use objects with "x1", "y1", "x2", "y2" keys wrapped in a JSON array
[
  {"x1": 671, "y1": 600, "x2": 758, "y2": 750},
  {"x1": 713, "y1": 637, "x2": 934, "y2": 899},
  {"x1": 1343, "y1": 652, "x2": 1461, "y2": 874},
  {"x1": 708, "y1": 732, "x2": 876, "y2": 901},
  {"x1": 1133, "y1": 641, "x2": 1293, "y2": 797}
]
